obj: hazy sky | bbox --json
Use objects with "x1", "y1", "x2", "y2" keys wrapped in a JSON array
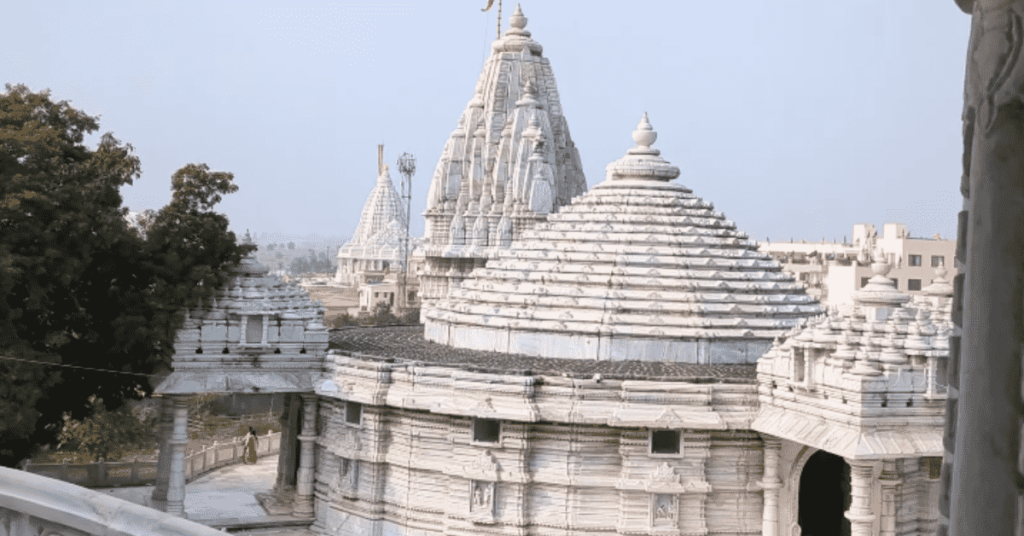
[{"x1": 3, "y1": 1, "x2": 970, "y2": 244}]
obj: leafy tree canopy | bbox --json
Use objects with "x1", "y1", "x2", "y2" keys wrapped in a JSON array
[
  {"x1": 0, "y1": 84, "x2": 251, "y2": 467},
  {"x1": 56, "y1": 396, "x2": 158, "y2": 462}
]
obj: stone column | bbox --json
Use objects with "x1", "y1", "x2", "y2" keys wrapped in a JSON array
[
  {"x1": 293, "y1": 393, "x2": 318, "y2": 517},
  {"x1": 845, "y1": 461, "x2": 875, "y2": 536},
  {"x1": 165, "y1": 395, "x2": 189, "y2": 517},
  {"x1": 759, "y1": 437, "x2": 783, "y2": 536},
  {"x1": 274, "y1": 393, "x2": 295, "y2": 494},
  {"x1": 943, "y1": 2, "x2": 1024, "y2": 535},
  {"x1": 150, "y1": 395, "x2": 175, "y2": 505},
  {"x1": 878, "y1": 460, "x2": 900, "y2": 536}
]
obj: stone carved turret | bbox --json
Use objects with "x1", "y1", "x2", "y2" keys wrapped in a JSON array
[
  {"x1": 157, "y1": 245, "x2": 328, "y2": 394},
  {"x1": 419, "y1": 6, "x2": 586, "y2": 315},
  {"x1": 753, "y1": 254, "x2": 955, "y2": 459}
]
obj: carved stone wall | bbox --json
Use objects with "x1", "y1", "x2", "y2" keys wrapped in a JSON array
[{"x1": 311, "y1": 405, "x2": 766, "y2": 536}]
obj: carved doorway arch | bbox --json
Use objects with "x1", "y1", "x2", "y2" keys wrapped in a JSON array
[{"x1": 797, "y1": 449, "x2": 851, "y2": 536}]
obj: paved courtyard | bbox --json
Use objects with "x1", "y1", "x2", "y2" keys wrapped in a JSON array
[{"x1": 95, "y1": 455, "x2": 313, "y2": 535}]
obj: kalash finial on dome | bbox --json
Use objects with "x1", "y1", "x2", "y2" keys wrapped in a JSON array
[
  {"x1": 242, "y1": 230, "x2": 254, "y2": 245},
  {"x1": 923, "y1": 265, "x2": 954, "y2": 296},
  {"x1": 508, "y1": 4, "x2": 528, "y2": 33},
  {"x1": 854, "y1": 250, "x2": 910, "y2": 314},
  {"x1": 632, "y1": 112, "x2": 657, "y2": 150},
  {"x1": 603, "y1": 113, "x2": 681, "y2": 183}
]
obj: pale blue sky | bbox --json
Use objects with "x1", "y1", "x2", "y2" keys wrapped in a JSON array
[{"x1": 2, "y1": 1, "x2": 970, "y2": 244}]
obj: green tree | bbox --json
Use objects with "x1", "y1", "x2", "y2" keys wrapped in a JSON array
[
  {"x1": 0, "y1": 85, "x2": 250, "y2": 467},
  {"x1": 56, "y1": 396, "x2": 158, "y2": 462}
]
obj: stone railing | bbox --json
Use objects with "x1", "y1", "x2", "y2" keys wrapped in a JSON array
[
  {"x1": 22, "y1": 431, "x2": 280, "y2": 488},
  {"x1": 0, "y1": 465, "x2": 225, "y2": 535}
]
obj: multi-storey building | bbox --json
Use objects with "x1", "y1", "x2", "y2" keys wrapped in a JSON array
[{"x1": 759, "y1": 223, "x2": 957, "y2": 305}]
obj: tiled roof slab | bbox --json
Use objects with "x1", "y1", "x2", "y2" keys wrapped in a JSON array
[{"x1": 328, "y1": 326, "x2": 757, "y2": 381}]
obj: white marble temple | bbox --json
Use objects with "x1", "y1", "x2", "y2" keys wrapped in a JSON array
[
  {"x1": 418, "y1": 5, "x2": 587, "y2": 314},
  {"x1": 335, "y1": 155, "x2": 424, "y2": 287}
]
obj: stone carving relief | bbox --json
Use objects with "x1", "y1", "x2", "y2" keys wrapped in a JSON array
[
  {"x1": 640, "y1": 462, "x2": 712, "y2": 495},
  {"x1": 338, "y1": 457, "x2": 358, "y2": 499},
  {"x1": 469, "y1": 480, "x2": 496, "y2": 524},
  {"x1": 650, "y1": 493, "x2": 678, "y2": 529}
]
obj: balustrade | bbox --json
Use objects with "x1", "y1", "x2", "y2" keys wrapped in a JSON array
[
  {"x1": 0, "y1": 466, "x2": 225, "y2": 536},
  {"x1": 21, "y1": 431, "x2": 281, "y2": 488}
]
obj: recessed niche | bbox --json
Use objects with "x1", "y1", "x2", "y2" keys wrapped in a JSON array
[
  {"x1": 651, "y1": 430, "x2": 681, "y2": 455},
  {"x1": 473, "y1": 418, "x2": 500, "y2": 443}
]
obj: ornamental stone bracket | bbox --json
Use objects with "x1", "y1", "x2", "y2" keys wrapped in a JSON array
[
  {"x1": 608, "y1": 406, "x2": 728, "y2": 430},
  {"x1": 616, "y1": 463, "x2": 712, "y2": 494},
  {"x1": 463, "y1": 449, "x2": 500, "y2": 481}
]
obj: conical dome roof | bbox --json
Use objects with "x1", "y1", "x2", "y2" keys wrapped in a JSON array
[
  {"x1": 424, "y1": 115, "x2": 824, "y2": 364},
  {"x1": 350, "y1": 164, "x2": 407, "y2": 246}
]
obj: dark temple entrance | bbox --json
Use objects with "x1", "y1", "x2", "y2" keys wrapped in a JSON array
[{"x1": 798, "y1": 450, "x2": 852, "y2": 536}]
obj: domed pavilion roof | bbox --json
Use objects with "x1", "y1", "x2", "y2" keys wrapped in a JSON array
[{"x1": 424, "y1": 115, "x2": 823, "y2": 364}]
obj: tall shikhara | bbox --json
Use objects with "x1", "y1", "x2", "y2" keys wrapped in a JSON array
[{"x1": 419, "y1": 5, "x2": 587, "y2": 312}]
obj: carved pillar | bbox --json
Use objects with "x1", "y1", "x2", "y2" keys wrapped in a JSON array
[
  {"x1": 275, "y1": 393, "x2": 301, "y2": 494},
  {"x1": 293, "y1": 393, "x2": 318, "y2": 517},
  {"x1": 878, "y1": 460, "x2": 900, "y2": 536},
  {"x1": 165, "y1": 395, "x2": 189, "y2": 517},
  {"x1": 150, "y1": 395, "x2": 175, "y2": 504},
  {"x1": 943, "y1": 2, "x2": 1024, "y2": 535},
  {"x1": 759, "y1": 436, "x2": 783, "y2": 536},
  {"x1": 845, "y1": 461, "x2": 875, "y2": 536}
]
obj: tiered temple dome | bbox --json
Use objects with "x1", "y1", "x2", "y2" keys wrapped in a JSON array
[
  {"x1": 335, "y1": 163, "x2": 422, "y2": 286},
  {"x1": 419, "y1": 5, "x2": 587, "y2": 311},
  {"x1": 424, "y1": 115, "x2": 824, "y2": 363}
]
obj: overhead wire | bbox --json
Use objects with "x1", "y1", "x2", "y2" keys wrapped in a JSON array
[{"x1": 0, "y1": 355, "x2": 163, "y2": 378}]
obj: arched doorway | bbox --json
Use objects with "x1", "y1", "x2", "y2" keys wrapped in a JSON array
[{"x1": 798, "y1": 450, "x2": 852, "y2": 536}]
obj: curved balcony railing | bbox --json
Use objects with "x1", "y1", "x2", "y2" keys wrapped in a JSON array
[{"x1": 0, "y1": 466, "x2": 225, "y2": 536}]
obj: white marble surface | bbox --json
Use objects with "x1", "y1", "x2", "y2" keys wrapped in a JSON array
[
  {"x1": 156, "y1": 237, "x2": 328, "y2": 395},
  {"x1": 97, "y1": 455, "x2": 277, "y2": 521},
  {"x1": 424, "y1": 116, "x2": 823, "y2": 362},
  {"x1": 418, "y1": 6, "x2": 587, "y2": 311},
  {"x1": 0, "y1": 465, "x2": 226, "y2": 536}
]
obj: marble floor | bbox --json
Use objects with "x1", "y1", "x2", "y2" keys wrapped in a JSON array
[{"x1": 94, "y1": 455, "x2": 314, "y2": 534}]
